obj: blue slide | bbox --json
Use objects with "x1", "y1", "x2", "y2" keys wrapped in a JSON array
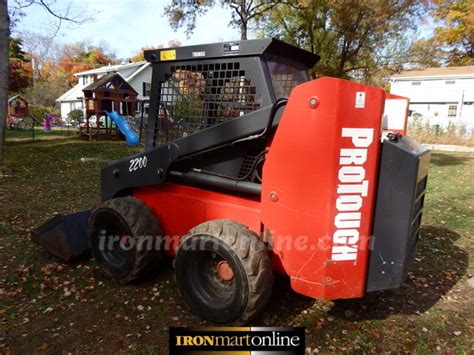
[{"x1": 106, "y1": 111, "x2": 140, "y2": 146}]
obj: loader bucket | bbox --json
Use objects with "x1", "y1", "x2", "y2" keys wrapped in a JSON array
[{"x1": 31, "y1": 210, "x2": 91, "y2": 261}]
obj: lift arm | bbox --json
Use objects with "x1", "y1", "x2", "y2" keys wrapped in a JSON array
[{"x1": 100, "y1": 104, "x2": 283, "y2": 201}]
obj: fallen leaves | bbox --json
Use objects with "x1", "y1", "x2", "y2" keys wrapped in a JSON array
[
  {"x1": 36, "y1": 342, "x2": 49, "y2": 351},
  {"x1": 1, "y1": 145, "x2": 473, "y2": 354}
]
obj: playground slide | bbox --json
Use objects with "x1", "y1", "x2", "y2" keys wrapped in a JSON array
[
  {"x1": 27, "y1": 115, "x2": 43, "y2": 126},
  {"x1": 106, "y1": 111, "x2": 140, "y2": 146}
]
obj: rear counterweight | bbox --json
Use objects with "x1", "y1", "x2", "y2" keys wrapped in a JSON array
[{"x1": 366, "y1": 135, "x2": 431, "y2": 292}]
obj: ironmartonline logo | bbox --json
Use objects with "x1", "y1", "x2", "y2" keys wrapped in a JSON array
[{"x1": 169, "y1": 327, "x2": 305, "y2": 354}]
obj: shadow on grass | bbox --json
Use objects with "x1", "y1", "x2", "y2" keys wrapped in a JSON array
[
  {"x1": 255, "y1": 275, "x2": 316, "y2": 324},
  {"x1": 430, "y1": 152, "x2": 473, "y2": 167},
  {"x1": 328, "y1": 225, "x2": 468, "y2": 321},
  {"x1": 253, "y1": 225, "x2": 467, "y2": 325},
  {"x1": 29, "y1": 225, "x2": 468, "y2": 326}
]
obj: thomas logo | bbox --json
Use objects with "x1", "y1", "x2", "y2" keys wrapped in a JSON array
[{"x1": 169, "y1": 327, "x2": 305, "y2": 354}]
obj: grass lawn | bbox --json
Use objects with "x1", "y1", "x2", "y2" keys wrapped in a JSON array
[
  {"x1": 6, "y1": 126, "x2": 79, "y2": 144},
  {"x1": 0, "y1": 134, "x2": 473, "y2": 353}
]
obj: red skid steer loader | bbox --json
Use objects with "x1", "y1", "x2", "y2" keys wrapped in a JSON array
[{"x1": 33, "y1": 39, "x2": 430, "y2": 324}]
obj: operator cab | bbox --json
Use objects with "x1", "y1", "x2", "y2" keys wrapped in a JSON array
[{"x1": 144, "y1": 39, "x2": 319, "y2": 148}]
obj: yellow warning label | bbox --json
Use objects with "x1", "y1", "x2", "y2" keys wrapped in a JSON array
[{"x1": 160, "y1": 49, "x2": 176, "y2": 61}]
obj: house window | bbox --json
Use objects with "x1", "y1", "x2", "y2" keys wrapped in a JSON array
[
  {"x1": 143, "y1": 82, "x2": 151, "y2": 97},
  {"x1": 445, "y1": 80, "x2": 456, "y2": 85},
  {"x1": 448, "y1": 105, "x2": 457, "y2": 117},
  {"x1": 411, "y1": 81, "x2": 421, "y2": 85}
]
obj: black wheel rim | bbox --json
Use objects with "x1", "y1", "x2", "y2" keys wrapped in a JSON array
[
  {"x1": 190, "y1": 250, "x2": 237, "y2": 306},
  {"x1": 176, "y1": 236, "x2": 248, "y2": 323},
  {"x1": 90, "y1": 209, "x2": 135, "y2": 279}
]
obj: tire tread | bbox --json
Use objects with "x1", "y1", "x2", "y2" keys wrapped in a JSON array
[
  {"x1": 183, "y1": 219, "x2": 273, "y2": 324},
  {"x1": 90, "y1": 196, "x2": 162, "y2": 284}
]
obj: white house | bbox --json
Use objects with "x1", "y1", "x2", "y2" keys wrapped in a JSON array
[
  {"x1": 390, "y1": 66, "x2": 474, "y2": 133},
  {"x1": 56, "y1": 61, "x2": 152, "y2": 119}
]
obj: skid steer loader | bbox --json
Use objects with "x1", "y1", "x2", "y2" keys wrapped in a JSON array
[{"x1": 33, "y1": 39, "x2": 430, "y2": 324}]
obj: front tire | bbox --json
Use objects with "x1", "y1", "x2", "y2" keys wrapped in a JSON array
[
  {"x1": 88, "y1": 196, "x2": 162, "y2": 284},
  {"x1": 175, "y1": 220, "x2": 273, "y2": 324}
]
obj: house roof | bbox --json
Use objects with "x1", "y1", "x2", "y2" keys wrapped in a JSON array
[
  {"x1": 75, "y1": 61, "x2": 146, "y2": 77},
  {"x1": 83, "y1": 73, "x2": 138, "y2": 94},
  {"x1": 392, "y1": 66, "x2": 474, "y2": 79},
  {"x1": 8, "y1": 95, "x2": 27, "y2": 103},
  {"x1": 124, "y1": 62, "x2": 151, "y2": 82},
  {"x1": 57, "y1": 61, "x2": 149, "y2": 103},
  {"x1": 56, "y1": 84, "x2": 84, "y2": 102}
]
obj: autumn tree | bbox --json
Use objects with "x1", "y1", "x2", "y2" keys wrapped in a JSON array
[
  {"x1": 260, "y1": 0, "x2": 424, "y2": 81},
  {"x1": 57, "y1": 42, "x2": 117, "y2": 85},
  {"x1": 165, "y1": 0, "x2": 285, "y2": 40},
  {"x1": 432, "y1": 0, "x2": 473, "y2": 65},
  {"x1": 405, "y1": 38, "x2": 443, "y2": 68},
  {"x1": 410, "y1": 0, "x2": 473, "y2": 66},
  {"x1": 23, "y1": 73, "x2": 68, "y2": 106},
  {"x1": 18, "y1": 30, "x2": 60, "y2": 82},
  {"x1": 9, "y1": 37, "x2": 30, "y2": 92},
  {"x1": 1, "y1": 0, "x2": 90, "y2": 174},
  {"x1": 17, "y1": 32, "x2": 69, "y2": 106},
  {"x1": 18, "y1": 39, "x2": 117, "y2": 106}
]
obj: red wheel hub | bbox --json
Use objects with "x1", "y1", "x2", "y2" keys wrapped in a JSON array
[
  {"x1": 120, "y1": 235, "x2": 130, "y2": 247},
  {"x1": 216, "y1": 261, "x2": 234, "y2": 281}
]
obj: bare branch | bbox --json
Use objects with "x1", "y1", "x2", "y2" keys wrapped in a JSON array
[{"x1": 38, "y1": 0, "x2": 80, "y2": 23}]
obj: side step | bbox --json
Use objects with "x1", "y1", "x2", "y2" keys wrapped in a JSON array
[{"x1": 31, "y1": 210, "x2": 91, "y2": 262}]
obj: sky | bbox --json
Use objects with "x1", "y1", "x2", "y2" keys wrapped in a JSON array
[{"x1": 13, "y1": 0, "x2": 245, "y2": 59}]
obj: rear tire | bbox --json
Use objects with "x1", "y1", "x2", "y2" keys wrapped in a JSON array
[
  {"x1": 88, "y1": 196, "x2": 162, "y2": 284},
  {"x1": 175, "y1": 220, "x2": 273, "y2": 324}
]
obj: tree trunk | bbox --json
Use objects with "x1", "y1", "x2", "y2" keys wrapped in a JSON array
[
  {"x1": 0, "y1": 0, "x2": 10, "y2": 175},
  {"x1": 240, "y1": 0, "x2": 247, "y2": 40},
  {"x1": 240, "y1": 21, "x2": 248, "y2": 40}
]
